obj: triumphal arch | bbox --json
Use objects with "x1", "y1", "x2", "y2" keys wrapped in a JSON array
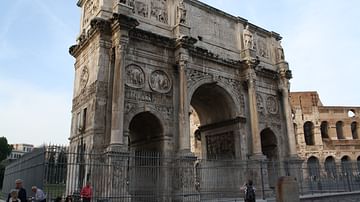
[{"x1": 68, "y1": 0, "x2": 298, "y2": 200}]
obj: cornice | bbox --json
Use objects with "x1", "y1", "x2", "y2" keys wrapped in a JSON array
[
  {"x1": 129, "y1": 28, "x2": 176, "y2": 49},
  {"x1": 111, "y1": 13, "x2": 140, "y2": 30},
  {"x1": 69, "y1": 17, "x2": 112, "y2": 57}
]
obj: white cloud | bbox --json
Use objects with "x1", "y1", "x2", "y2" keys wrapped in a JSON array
[{"x1": 0, "y1": 79, "x2": 72, "y2": 146}]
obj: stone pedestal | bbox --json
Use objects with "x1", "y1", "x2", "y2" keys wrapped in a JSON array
[
  {"x1": 173, "y1": 23, "x2": 191, "y2": 38},
  {"x1": 173, "y1": 154, "x2": 198, "y2": 202},
  {"x1": 241, "y1": 48, "x2": 257, "y2": 60},
  {"x1": 105, "y1": 146, "x2": 130, "y2": 201},
  {"x1": 113, "y1": 1, "x2": 134, "y2": 16},
  {"x1": 276, "y1": 176, "x2": 300, "y2": 202}
]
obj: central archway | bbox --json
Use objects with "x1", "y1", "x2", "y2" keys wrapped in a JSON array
[{"x1": 189, "y1": 83, "x2": 239, "y2": 159}]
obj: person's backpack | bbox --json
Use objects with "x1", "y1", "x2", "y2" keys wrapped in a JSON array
[{"x1": 245, "y1": 185, "x2": 255, "y2": 201}]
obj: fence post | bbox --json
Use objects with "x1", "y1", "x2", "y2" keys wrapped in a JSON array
[{"x1": 260, "y1": 160, "x2": 265, "y2": 200}]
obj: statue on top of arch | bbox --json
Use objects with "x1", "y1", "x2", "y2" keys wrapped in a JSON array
[
  {"x1": 243, "y1": 25, "x2": 254, "y2": 50},
  {"x1": 177, "y1": 0, "x2": 187, "y2": 24}
]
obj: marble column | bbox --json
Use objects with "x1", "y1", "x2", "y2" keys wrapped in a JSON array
[
  {"x1": 245, "y1": 61, "x2": 263, "y2": 157},
  {"x1": 279, "y1": 67, "x2": 297, "y2": 157},
  {"x1": 110, "y1": 38, "x2": 128, "y2": 147},
  {"x1": 178, "y1": 58, "x2": 191, "y2": 153}
]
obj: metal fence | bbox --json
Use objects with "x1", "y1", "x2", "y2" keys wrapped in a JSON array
[{"x1": 3, "y1": 146, "x2": 360, "y2": 201}]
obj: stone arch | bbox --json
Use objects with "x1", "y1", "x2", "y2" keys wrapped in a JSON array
[
  {"x1": 124, "y1": 105, "x2": 170, "y2": 138},
  {"x1": 324, "y1": 156, "x2": 337, "y2": 178},
  {"x1": 188, "y1": 77, "x2": 241, "y2": 117},
  {"x1": 189, "y1": 81, "x2": 240, "y2": 159},
  {"x1": 260, "y1": 128, "x2": 278, "y2": 160},
  {"x1": 303, "y1": 121, "x2": 315, "y2": 145},
  {"x1": 307, "y1": 156, "x2": 320, "y2": 179},
  {"x1": 351, "y1": 121, "x2": 358, "y2": 139},
  {"x1": 341, "y1": 156, "x2": 352, "y2": 175},
  {"x1": 260, "y1": 128, "x2": 278, "y2": 188},
  {"x1": 336, "y1": 121, "x2": 345, "y2": 139},
  {"x1": 320, "y1": 121, "x2": 329, "y2": 139},
  {"x1": 128, "y1": 111, "x2": 164, "y2": 152}
]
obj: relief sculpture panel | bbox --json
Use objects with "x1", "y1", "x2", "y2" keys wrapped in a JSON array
[
  {"x1": 79, "y1": 66, "x2": 89, "y2": 91},
  {"x1": 149, "y1": 70, "x2": 172, "y2": 93},
  {"x1": 125, "y1": 64, "x2": 145, "y2": 89},
  {"x1": 150, "y1": 0, "x2": 168, "y2": 23},
  {"x1": 266, "y1": 95, "x2": 279, "y2": 115}
]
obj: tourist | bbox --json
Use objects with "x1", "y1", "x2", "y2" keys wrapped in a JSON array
[
  {"x1": 31, "y1": 186, "x2": 46, "y2": 202},
  {"x1": 64, "y1": 195, "x2": 72, "y2": 202},
  {"x1": 80, "y1": 182, "x2": 92, "y2": 202},
  {"x1": 7, "y1": 179, "x2": 27, "y2": 202},
  {"x1": 8, "y1": 189, "x2": 21, "y2": 202},
  {"x1": 241, "y1": 180, "x2": 256, "y2": 202}
]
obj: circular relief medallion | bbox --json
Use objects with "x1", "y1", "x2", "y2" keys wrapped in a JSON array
[
  {"x1": 266, "y1": 96, "x2": 279, "y2": 114},
  {"x1": 149, "y1": 70, "x2": 172, "y2": 93},
  {"x1": 125, "y1": 64, "x2": 145, "y2": 89},
  {"x1": 79, "y1": 66, "x2": 89, "y2": 90}
]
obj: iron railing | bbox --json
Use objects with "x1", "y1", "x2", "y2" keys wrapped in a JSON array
[{"x1": 2, "y1": 146, "x2": 360, "y2": 201}]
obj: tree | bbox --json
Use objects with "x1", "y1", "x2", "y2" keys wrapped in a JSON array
[
  {"x1": 0, "y1": 137, "x2": 12, "y2": 162},
  {"x1": 0, "y1": 136, "x2": 12, "y2": 189}
]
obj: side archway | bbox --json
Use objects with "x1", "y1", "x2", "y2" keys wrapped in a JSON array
[
  {"x1": 260, "y1": 128, "x2": 278, "y2": 189},
  {"x1": 128, "y1": 111, "x2": 164, "y2": 152}
]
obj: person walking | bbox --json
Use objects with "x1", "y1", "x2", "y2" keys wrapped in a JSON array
[
  {"x1": 7, "y1": 179, "x2": 27, "y2": 202},
  {"x1": 241, "y1": 180, "x2": 256, "y2": 202},
  {"x1": 31, "y1": 186, "x2": 46, "y2": 202},
  {"x1": 80, "y1": 182, "x2": 92, "y2": 202}
]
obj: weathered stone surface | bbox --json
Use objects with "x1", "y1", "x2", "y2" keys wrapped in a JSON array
[
  {"x1": 69, "y1": 0, "x2": 297, "y2": 199},
  {"x1": 290, "y1": 91, "x2": 360, "y2": 165},
  {"x1": 276, "y1": 176, "x2": 300, "y2": 202}
]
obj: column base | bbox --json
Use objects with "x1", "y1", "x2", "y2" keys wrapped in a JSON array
[
  {"x1": 106, "y1": 143, "x2": 128, "y2": 154},
  {"x1": 249, "y1": 153, "x2": 267, "y2": 161},
  {"x1": 177, "y1": 149, "x2": 195, "y2": 158}
]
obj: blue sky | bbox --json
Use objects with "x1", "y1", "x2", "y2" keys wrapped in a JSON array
[{"x1": 1, "y1": 0, "x2": 359, "y2": 146}]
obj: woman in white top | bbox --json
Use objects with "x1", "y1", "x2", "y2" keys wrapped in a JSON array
[{"x1": 8, "y1": 189, "x2": 21, "y2": 202}]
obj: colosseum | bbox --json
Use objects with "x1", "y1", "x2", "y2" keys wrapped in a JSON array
[{"x1": 291, "y1": 91, "x2": 360, "y2": 179}]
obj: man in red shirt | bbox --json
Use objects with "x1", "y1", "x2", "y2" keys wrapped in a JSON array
[{"x1": 80, "y1": 182, "x2": 92, "y2": 202}]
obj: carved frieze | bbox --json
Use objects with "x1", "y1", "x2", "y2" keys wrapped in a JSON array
[
  {"x1": 256, "y1": 93, "x2": 264, "y2": 113},
  {"x1": 125, "y1": 64, "x2": 145, "y2": 89},
  {"x1": 125, "y1": 88, "x2": 152, "y2": 102},
  {"x1": 73, "y1": 82, "x2": 95, "y2": 110},
  {"x1": 149, "y1": 70, "x2": 172, "y2": 93},
  {"x1": 155, "y1": 105, "x2": 173, "y2": 120},
  {"x1": 124, "y1": 101, "x2": 173, "y2": 120},
  {"x1": 240, "y1": 94, "x2": 245, "y2": 116},
  {"x1": 125, "y1": 87, "x2": 172, "y2": 105},
  {"x1": 134, "y1": 1, "x2": 148, "y2": 17},
  {"x1": 266, "y1": 95, "x2": 279, "y2": 115},
  {"x1": 125, "y1": 102, "x2": 137, "y2": 114},
  {"x1": 150, "y1": 0, "x2": 168, "y2": 24},
  {"x1": 79, "y1": 66, "x2": 89, "y2": 91},
  {"x1": 206, "y1": 131, "x2": 235, "y2": 159},
  {"x1": 257, "y1": 37, "x2": 269, "y2": 58},
  {"x1": 83, "y1": 0, "x2": 100, "y2": 26},
  {"x1": 186, "y1": 68, "x2": 212, "y2": 89}
]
